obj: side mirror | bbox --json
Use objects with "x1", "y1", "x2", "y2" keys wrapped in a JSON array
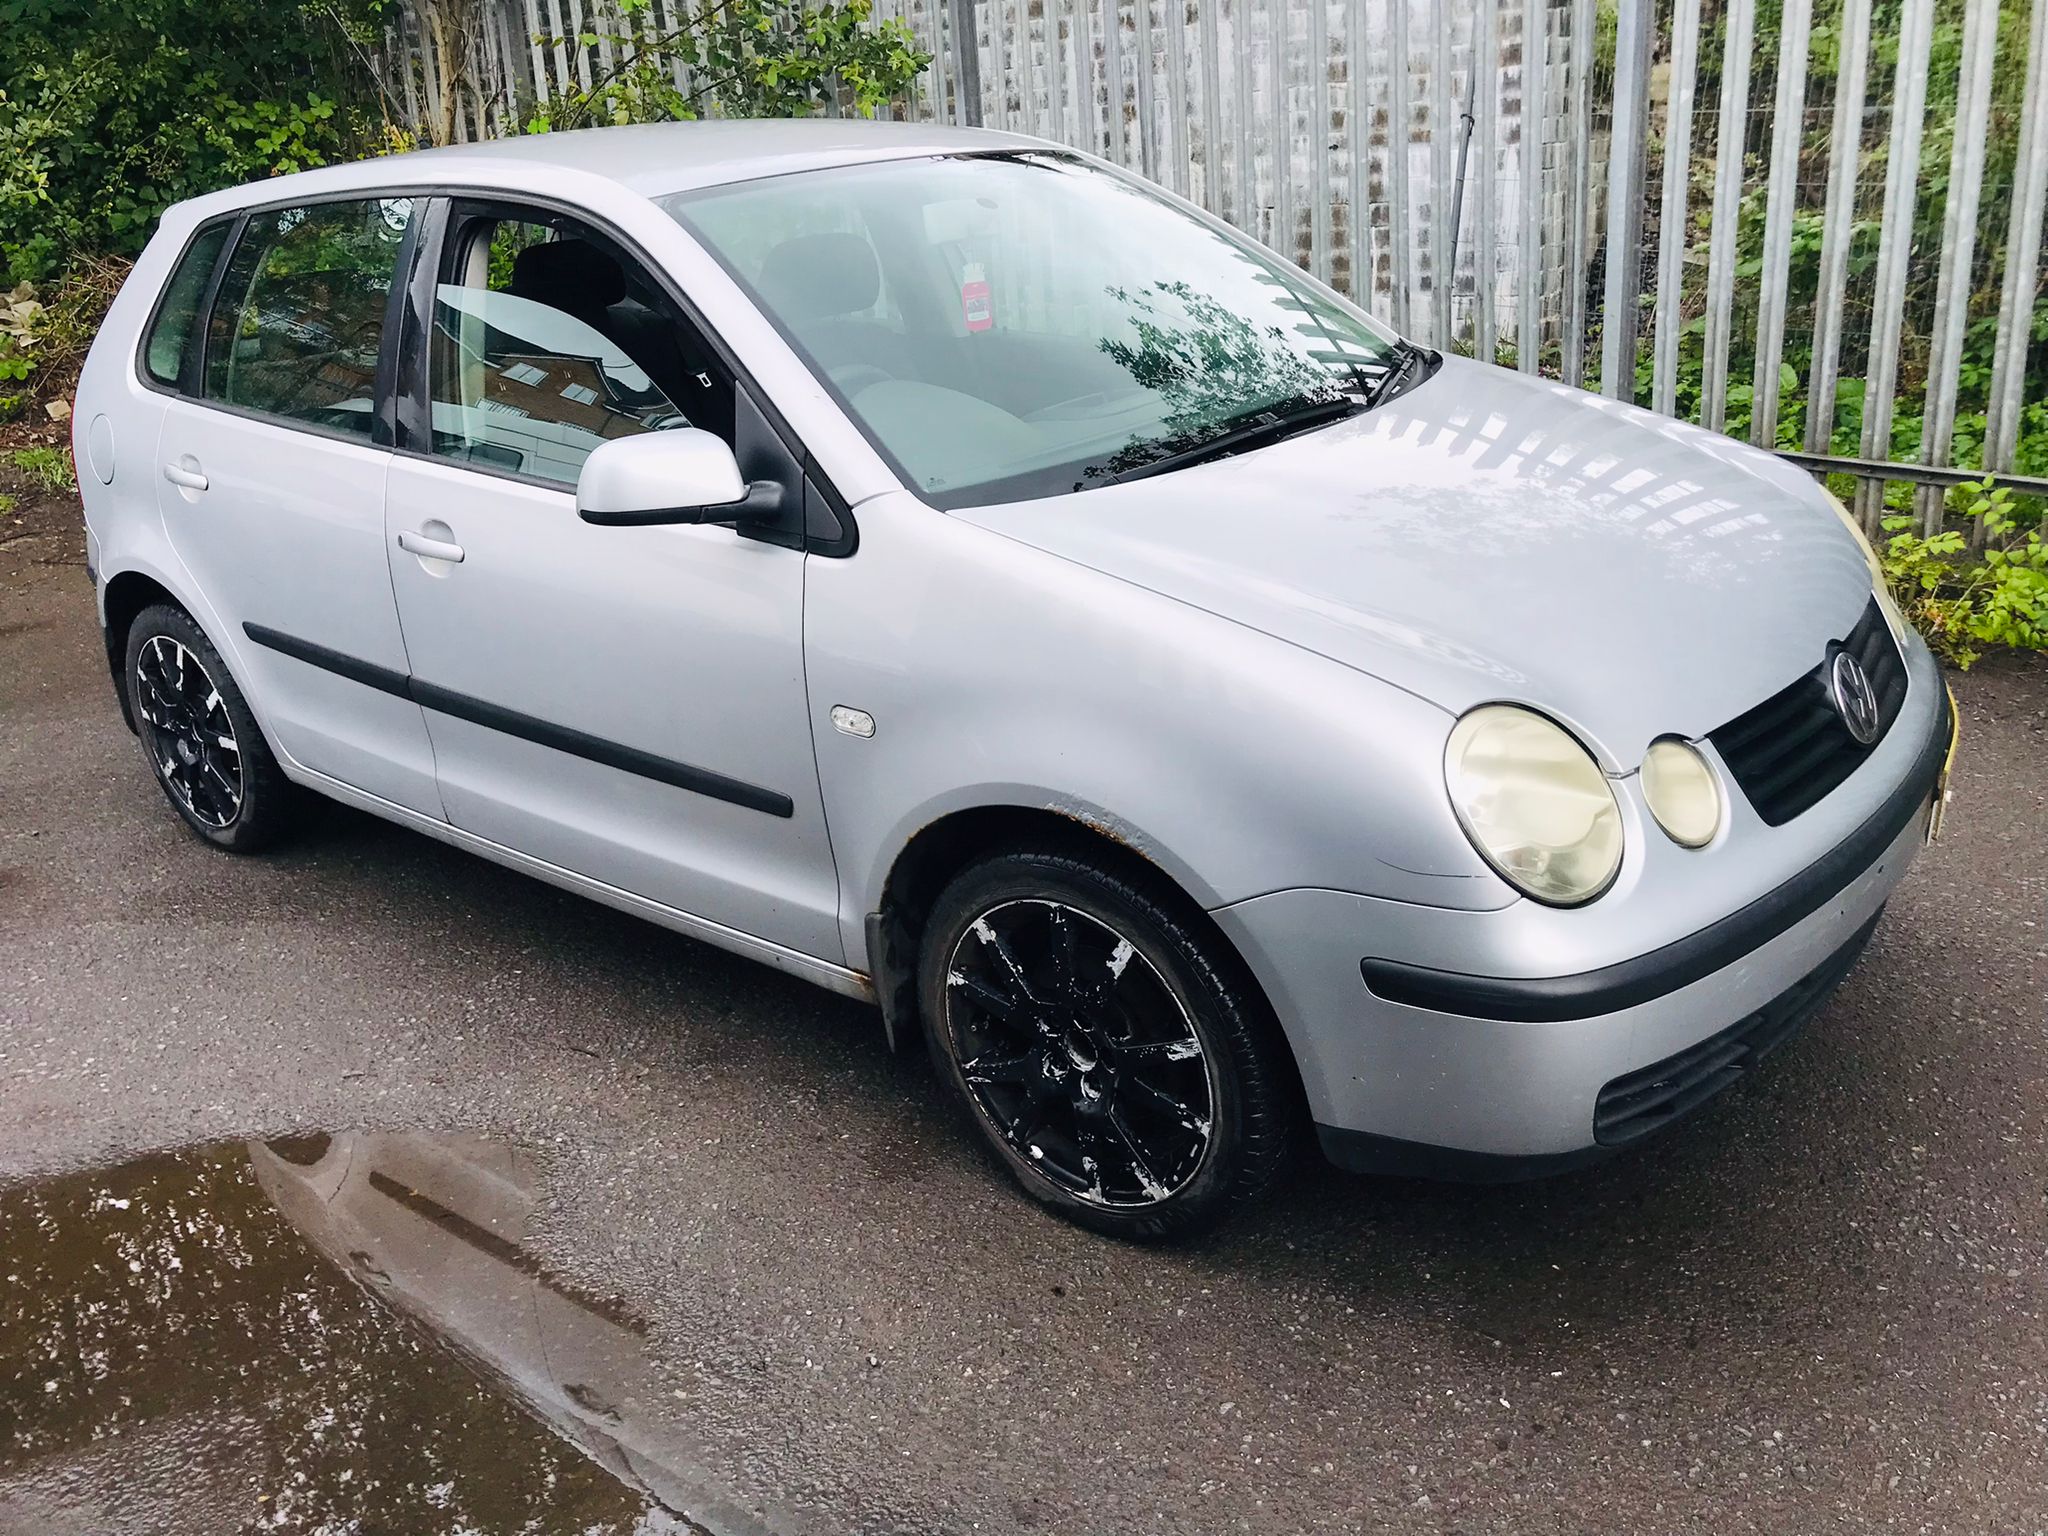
[{"x1": 575, "y1": 428, "x2": 784, "y2": 527}]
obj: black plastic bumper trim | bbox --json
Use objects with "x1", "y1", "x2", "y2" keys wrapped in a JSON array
[
  {"x1": 242, "y1": 621, "x2": 794, "y2": 819},
  {"x1": 1359, "y1": 683, "x2": 1951, "y2": 1025},
  {"x1": 1315, "y1": 1123, "x2": 1612, "y2": 1183}
]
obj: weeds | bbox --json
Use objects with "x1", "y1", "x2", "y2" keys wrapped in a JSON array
[
  {"x1": 1881, "y1": 479, "x2": 2048, "y2": 666},
  {"x1": 8, "y1": 445, "x2": 74, "y2": 494}
]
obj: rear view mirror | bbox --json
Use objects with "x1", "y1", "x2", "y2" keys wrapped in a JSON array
[{"x1": 576, "y1": 429, "x2": 781, "y2": 527}]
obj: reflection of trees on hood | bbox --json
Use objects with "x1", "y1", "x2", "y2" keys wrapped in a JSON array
[{"x1": 1094, "y1": 279, "x2": 1344, "y2": 473}]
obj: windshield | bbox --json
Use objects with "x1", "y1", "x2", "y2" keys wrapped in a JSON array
[{"x1": 663, "y1": 153, "x2": 1404, "y2": 509}]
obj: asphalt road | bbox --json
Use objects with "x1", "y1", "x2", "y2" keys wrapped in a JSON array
[{"x1": 4, "y1": 480, "x2": 2046, "y2": 1535}]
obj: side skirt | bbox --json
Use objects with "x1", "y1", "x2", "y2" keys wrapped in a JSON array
[{"x1": 277, "y1": 757, "x2": 877, "y2": 1007}]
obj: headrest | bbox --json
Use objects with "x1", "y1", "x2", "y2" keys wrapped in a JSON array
[
  {"x1": 757, "y1": 232, "x2": 880, "y2": 322},
  {"x1": 510, "y1": 239, "x2": 625, "y2": 315}
]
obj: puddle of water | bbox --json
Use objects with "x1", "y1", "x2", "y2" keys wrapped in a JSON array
[{"x1": 0, "y1": 1133, "x2": 770, "y2": 1536}]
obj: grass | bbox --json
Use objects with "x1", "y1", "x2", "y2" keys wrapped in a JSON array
[{"x1": 8, "y1": 445, "x2": 73, "y2": 494}]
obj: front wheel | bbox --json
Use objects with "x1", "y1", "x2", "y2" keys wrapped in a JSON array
[{"x1": 916, "y1": 848, "x2": 1297, "y2": 1241}]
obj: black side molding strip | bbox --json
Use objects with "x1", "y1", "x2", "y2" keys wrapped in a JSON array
[
  {"x1": 408, "y1": 679, "x2": 794, "y2": 817},
  {"x1": 244, "y1": 622, "x2": 411, "y2": 699},
  {"x1": 1360, "y1": 683, "x2": 1953, "y2": 1024},
  {"x1": 242, "y1": 622, "x2": 794, "y2": 819}
]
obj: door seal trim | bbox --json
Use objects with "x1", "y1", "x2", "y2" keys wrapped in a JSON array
[{"x1": 242, "y1": 621, "x2": 795, "y2": 818}]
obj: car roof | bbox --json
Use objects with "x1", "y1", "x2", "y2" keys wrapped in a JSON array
[{"x1": 180, "y1": 120, "x2": 1056, "y2": 218}]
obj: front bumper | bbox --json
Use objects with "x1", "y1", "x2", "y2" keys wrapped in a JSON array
[{"x1": 1213, "y1": 674, "x2": 1953, "y2": 1178}]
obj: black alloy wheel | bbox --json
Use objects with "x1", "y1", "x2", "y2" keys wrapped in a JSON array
[
  {"x1": 919, "y1": 848, "x2": 1296, "y2": 1240},
  {"x1": 125, "y1": 603, "x2": 297, "y2": 852},
  {"x1": 946, "y1": 897, "x2": 1217, "y2": 1208},
  {"x1": 134, "y1": 632, "x2": 244, "y2": 830}
]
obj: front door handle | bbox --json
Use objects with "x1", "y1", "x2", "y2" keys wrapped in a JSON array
[
  {"x1": 162, "y1": 462, "x2": 209, "y2": 492},
  {"x1": 397, "y1": 529, "x2": 465, "y2": 564}
]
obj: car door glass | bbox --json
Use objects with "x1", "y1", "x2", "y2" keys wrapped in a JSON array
[
  {"x1": 427, "y1": 219, "x2": 698, "y2": 487},
  {"x1": 144, "y1": 221, "x2": 231, "y2": 387},
  {"x1": 202, "y1": 198, "x2": 414, "y2": 439}
]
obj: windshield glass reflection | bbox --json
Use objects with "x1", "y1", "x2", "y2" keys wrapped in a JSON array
[{"x1": 668, "y1": 153, "x2": 1402, "y2": 507}]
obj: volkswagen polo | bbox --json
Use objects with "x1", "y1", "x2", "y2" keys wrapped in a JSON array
[{"x1": 74, "y1": 121, "x2": 1957, "y2": 1239}]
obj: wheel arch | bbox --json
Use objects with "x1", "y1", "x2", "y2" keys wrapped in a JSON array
[
  {"x1": 100, "y1": 569, "x2": 186, "y2": 732},
  {"x1": 866, "y1": 803, "x2": 1302, "y2": 1116}
]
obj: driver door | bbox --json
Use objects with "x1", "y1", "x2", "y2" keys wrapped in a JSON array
[{"x1": 381, "y1": 201, "x2": 841, "y2": 960}]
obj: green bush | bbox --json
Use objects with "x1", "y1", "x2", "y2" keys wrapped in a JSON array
[
  {"x1": 0, "y1": 338, "x2": 30, "y2": 420},
  {"x1": 0, "y1": 0, "x2": 385, "y2": 284},
  {"x1": 1881, "y1": 478, "x2": 2048, "y2": 666}
]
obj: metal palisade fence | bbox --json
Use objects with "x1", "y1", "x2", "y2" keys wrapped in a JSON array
[{"x1": 396, "y1": 0, "x2": 2048, "y2": 527}]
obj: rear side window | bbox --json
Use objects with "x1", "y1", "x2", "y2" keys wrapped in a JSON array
[
  {"x1": 202, "y1": 198, "x2": 414, "y2": 440},
  {"x1": 143, "y1": 222, "x2": 230, "y2": 386}
]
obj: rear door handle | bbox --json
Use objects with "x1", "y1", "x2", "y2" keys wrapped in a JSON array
[
  {"x1": 397, "y1": 530, "x2": 465, "y2": 564},
  {"x1": 162, "y1": 462, "x2": 209, "y2": 492}
]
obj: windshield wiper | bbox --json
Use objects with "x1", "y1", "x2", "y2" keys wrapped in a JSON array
[
  {"x1": 1363, "y1": 339, "x2": 1432, "y2": 409},
  {"x1": 1101, "y1": 392, "x2": 1369, "y2": 484}
]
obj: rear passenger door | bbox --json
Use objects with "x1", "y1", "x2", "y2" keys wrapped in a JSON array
[{"x1": 153, "y1": 195, "x2": 442, "y2": 818}]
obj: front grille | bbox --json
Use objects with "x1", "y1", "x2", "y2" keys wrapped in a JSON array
[
  {"x1": 1592, "y1": 913, "x2": 1880, "y2": 1147},
  {"x1": 1708, "y1": 598, "x2": 1907, "y2": 825}
]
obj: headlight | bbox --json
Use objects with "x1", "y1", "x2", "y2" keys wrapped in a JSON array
[
  {"x1": 1444, "y1": 705, "x2": 1624, "y2": 906},
  {"x1": 1640, "y1": 738, "x2": 1723, "y2": 847},
  {"x1": 1825, "y1": 489, "x2": 1909, "y2": 641}
]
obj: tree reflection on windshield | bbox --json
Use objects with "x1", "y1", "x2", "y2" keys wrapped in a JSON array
[{"x1": 1089, "y1": 278, "x2": 1365, "y2": 479}]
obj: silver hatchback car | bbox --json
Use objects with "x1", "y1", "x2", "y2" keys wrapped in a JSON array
[{"x1": 76, "y1": 121, "x2": 1957, "y2": 1238}]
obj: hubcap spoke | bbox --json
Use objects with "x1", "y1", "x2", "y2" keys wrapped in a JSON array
[
  {"x1": 1104, "y1": 1106, "x2": 1170, "y2": 1202},
  {"x1": 1045, "y1": 905, "x2": 1087, "y2": 1005},
  {"x1": 947, "y1": 967, "x2": 1031, "y2": 1027},
  {"x1": 960, "y1": 1047, "x2": 1041, "y2": 1087},
  {"x1": 1117, "y1": 1072, "x2": 1211, "y2": 1143},
  {"x1": 1117, "y1": 1035, "x2": 1204, "y2": 1064},
  {"x1": 969, "y1": 916, "x2": 1041, "y2": 1008}
]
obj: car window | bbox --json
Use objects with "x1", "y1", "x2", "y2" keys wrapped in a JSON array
[
  {"x1": 201, "y1": 198, "x2": 413, "y2": 439},
  {"x1": 144, "y1": 222, "x2": 230, "y2": 387},
  {"x1": 666, "y1": 153, "x2": 1398, "y2": 509},
  {"x1": 426, "y1": 213, "x2": 729, "y2": 487}
]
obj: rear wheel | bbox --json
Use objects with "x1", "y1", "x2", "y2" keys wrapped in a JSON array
[
  {"x1": 124, "y1": 603, "x2": 297, "y2": 852},
  {"x1": 917, "y1": 847, "x2": 1295, "y2": 1241}
]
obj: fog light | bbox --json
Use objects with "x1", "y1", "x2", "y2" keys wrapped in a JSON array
[{"x1": 1641, "y1": 738, "x2": 1722, "y2": 848}]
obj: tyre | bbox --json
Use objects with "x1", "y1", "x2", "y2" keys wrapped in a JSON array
[
  {"x1": 124, "y1": 603, "x2": 297, "y2": 852},
  {"x1": 916, "y1": 846, "x2": 1297, "y2": 1241}
]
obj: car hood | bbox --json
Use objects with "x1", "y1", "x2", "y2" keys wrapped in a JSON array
[{"x1": 951, "y1": 356, "x2": 1878, "y2": 768}]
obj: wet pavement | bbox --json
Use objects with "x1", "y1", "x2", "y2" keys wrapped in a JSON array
[
  {"x1": 1, "y1": 1133, "x2": 715, "y2": 1534},
  {"x1": 4, "y1": 486, "x2": 2048, "y2": 1534}
]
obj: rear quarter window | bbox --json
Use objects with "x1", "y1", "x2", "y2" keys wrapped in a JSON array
[{"x1": 142, "y1": 222, "x2": 231, "y2": 387}]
